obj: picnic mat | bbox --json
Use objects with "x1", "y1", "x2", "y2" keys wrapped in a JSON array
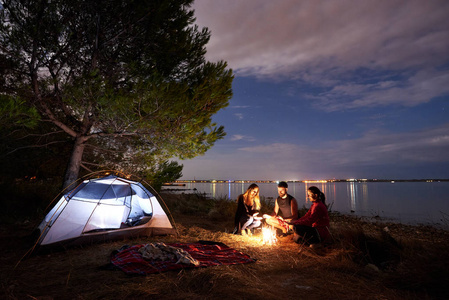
[{"x1": 109, "y1": 240, "x2": 256, "y2": 275}]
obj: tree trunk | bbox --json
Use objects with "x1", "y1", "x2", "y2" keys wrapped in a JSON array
[{"x1": 63, "y1": 136, "x2": 87, "y2": 190}]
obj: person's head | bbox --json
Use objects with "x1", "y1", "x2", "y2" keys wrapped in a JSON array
[
  {"x1": 246, "y1": 183, "x2": 259, "y2": 198},
  {"x1": 277, "y1": 181, "x2": 288, "y2": 198},
  {"x1": 244, "y1": 183, "x2": 260, "y2": 209},
  {"x1": 307, "y1": 186, "x2": 326, "y2": 204}
]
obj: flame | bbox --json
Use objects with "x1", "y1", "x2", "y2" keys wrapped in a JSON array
[{"x1": 262, "y1": 226, "x2": 277, "y2": 245}]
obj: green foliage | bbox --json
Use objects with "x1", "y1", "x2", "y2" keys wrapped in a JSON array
[
  {"x1": 0, "y1": 122, "x2": 72, "y2": 181},
  {"x1": 0, "y1": 0, "x2": 233, "y2": 186},
  {"x1": 145, "y1": 161, "x2": 183, "y2": 191},
  {"x1": 0, "y1": 96, "x2": 40, "y2": 129},
  {"x1": 0, "y1": 179, "x2": 62, "y2": 223},
  {"x1": 163, "y1": 192, "x2": 216, "y2": 215},
  {"x1": 260, "y1": 196, "x2": 275, "y2": 215},
  {"x1": 207, "y1": 196, "x2": 238, "y2": 222},
  {"x1": 162, "y1": 192, "x2": 274, "y2": 224}
]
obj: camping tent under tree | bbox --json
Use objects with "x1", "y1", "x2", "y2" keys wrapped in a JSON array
[{"x1": 34, "y1": 172, "x2": 176, "y2": 250}]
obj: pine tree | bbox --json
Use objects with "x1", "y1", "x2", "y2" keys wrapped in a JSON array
[{"x1": 0, "y1": 0, "x2": 233, "y2": 188}]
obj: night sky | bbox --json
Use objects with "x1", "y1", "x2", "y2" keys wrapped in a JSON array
[{"x1": 179, "y1": 0, "x2": 449, "y2": 181}]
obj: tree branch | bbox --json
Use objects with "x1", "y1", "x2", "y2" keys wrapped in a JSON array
[
  {"x1": 5, "y1": 140, "x2": 67, "y2": 156},
  {"x1": 84, "y1": 143, "x2": 124, "y2": 154},
  {"x1": 39, "y1": 102, "x2": 79, "y2": 137},
  {"x1": 14, "y1": 130, "x2": 66, "y2": 141},
  {"x1": 80, "y1": 162, "x2": 95, "y2": 173}
]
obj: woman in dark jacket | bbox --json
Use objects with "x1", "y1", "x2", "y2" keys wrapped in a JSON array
[{"x1": 233, "y1": 183, "x2": 262, "y2": 235}]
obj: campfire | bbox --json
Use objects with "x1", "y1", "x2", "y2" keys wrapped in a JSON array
[{"x1": 262, "y1": 226, "x2": 277, "y2": 245}]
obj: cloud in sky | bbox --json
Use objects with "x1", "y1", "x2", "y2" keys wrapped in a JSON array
[
  {"x1": 233, "y1": 113, "x2": 244, "y2": 120},
  {"x1": 238, "y1": 123, "x2": 449, "y2": 167},
  {"x1": 193, "y1": 0, "x2": 449, "y2": 110},
  {"x1": 181, "y1": 123, "x2": 449, "y2": 180},
  {"x1": 230, "y1": 134, "x2": 255, "y2": 142},
  {"x1": 312, "y1": 69, "x2": 449, "y2": 111},
  {"x1": 180, "y1": 1, "x2": 449, "y2": 180},
  {"x1": 194, "y1": 0, "x2": 449, "y2": 74}
]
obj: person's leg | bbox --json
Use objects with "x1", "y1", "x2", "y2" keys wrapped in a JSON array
[
  {"x1": 265, "y1": 217, "x2": 288, "y2": 233},
  {"x1": 241, "y1": 216, "x2": 253, "y2": 233},
  {"x1": 247, "y1": 219, "x2": 261, "y2": 230},
  {"x1": 293, "y1": 225, "x2": 320, "y2": 245},
  {"x1": 234, "y1": 215, "x2": 248, "y2": 234}
]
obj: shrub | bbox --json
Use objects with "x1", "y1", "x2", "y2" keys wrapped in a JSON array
[{"x1": 0, "y1": 179, "x2": 61, "y2": 223}]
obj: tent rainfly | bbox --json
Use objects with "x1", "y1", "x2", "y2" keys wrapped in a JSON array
[{"x1": 35, "y1": 175, "x2": 176, "y2": 248}]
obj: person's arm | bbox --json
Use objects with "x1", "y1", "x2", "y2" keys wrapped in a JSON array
[
  {"x1": 252, "y1": 211, "x2": 262, "y2": 220},
  {"x1": 249, "y1": 208, "x2": 258, "y2": 216},
  {"x1": 291, "y1": 203, "x2": 321, "y2": 226},
  {"x1": 273, "y1": 199, "x2": 279, "y2": 217}
]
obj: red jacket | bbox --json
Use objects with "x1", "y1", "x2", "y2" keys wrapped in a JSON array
[{"x1": 292, "y1": 201, "x2": 330, "y2": 241}]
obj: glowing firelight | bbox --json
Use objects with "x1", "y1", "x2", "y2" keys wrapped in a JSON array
[{"x1": 262, "y1": 226, "x2": 277, "y2": 245}]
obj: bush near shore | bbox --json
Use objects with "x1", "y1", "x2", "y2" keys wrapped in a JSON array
[{"x1": 1, "y1": 191, "x2": 449, "y2": 299}]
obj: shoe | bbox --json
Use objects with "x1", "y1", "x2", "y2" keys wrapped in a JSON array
[
  {"x1": 241, "y1": 230, "x2": 247, "y2": 236},
  {"x1": 309, "y1": 243, "x2": 322, "y2": 249},
  {"x1": 292, "y1": 233, "x2": 300, "y2": 243},
  {"x1": 246, "y1": 229, "x2": 252, "y2": 236}
]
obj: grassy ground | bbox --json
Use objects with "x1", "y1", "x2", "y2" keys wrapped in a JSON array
[{"x1": 1, "y1": 191, "x2": 449, "y2": 299}]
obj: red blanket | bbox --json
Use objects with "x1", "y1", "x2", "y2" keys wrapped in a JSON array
[{"x1": 110, "y1": 241, "x2": 256, "y2": 275}]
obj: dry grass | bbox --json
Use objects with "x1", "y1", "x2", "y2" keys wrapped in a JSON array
[{"x1": 1, "y1": 192, "x2": 449, "y2": 299}]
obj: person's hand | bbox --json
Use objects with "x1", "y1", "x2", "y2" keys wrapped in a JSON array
[
  {"x1": 262, "y1": 214, "x2": 271, "y2": 219},
  {"x1": 253, "y1": 212, "x2": 259, "y2": 217}
]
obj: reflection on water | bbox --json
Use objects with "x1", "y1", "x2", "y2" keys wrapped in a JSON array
[
  {"x1": 164, "y1": 181, "x2": 449, "y2": 227},
  {"x1": 361, "y1": 183, "x2": 369, "y2": 212},
  {"x1": 349, "y1": 182, "x2": 356, "y2": 212}
]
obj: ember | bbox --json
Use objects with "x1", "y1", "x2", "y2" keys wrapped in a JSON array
[{"x1": 262, "y1": 226, "x2": 277, "y2": 245}]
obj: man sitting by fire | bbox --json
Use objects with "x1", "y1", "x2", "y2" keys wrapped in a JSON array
[{"x1": 263, "y1": 181, "x2": 298, "y2": 236}]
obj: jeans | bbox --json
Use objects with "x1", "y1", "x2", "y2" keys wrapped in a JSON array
[{"x1": 293, "y1": 225, "x2": 321, "y2": 244}]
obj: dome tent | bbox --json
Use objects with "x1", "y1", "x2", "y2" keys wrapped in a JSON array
[{"x1": 34, "y1": 172, "x2": 176, "y2": 250}]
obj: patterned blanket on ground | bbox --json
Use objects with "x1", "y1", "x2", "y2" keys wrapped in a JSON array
[{"x1": 110, "y1": 240, "x2": 256, "y2": 275}]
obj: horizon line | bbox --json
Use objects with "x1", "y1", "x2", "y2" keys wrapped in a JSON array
[{"x1": 173, "y1": 178, "x2": 449, "y2": 183}]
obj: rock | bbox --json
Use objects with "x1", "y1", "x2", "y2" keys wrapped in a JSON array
[{"x1": 365, "y1": 263, "x2": 380, "y2": 273}]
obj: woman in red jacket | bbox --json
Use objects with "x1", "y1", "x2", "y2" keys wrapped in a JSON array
[{"x1": 289, "y1": 186, "x2": 330, "y2": 245}]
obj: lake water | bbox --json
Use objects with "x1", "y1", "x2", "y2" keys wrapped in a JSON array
[{"x1": 162, "y1": 181, "x2": 449, "y2": 228}]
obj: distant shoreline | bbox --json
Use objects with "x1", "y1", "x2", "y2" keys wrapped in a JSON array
[{"x1": 171, "y1": 178, "x2": 449, "y2": 184}]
